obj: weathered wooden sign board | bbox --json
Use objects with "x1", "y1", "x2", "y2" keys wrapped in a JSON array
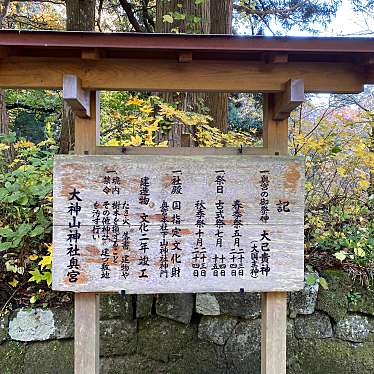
[{"x1": 52, "y1": 155, "x2": 304, "y2": 294}]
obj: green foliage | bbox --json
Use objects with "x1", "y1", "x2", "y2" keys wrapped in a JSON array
[
  {"x1": 0, "y1": 138, "x2": 55, "y2": 312},
  {"x1": 291, "y1": 98, "x2": 374, "y2": 276},
  {"x1": 233, "y1": 0, "x2": 341, "y2": 35},
  {"x1": 5, "y1": 90, "x2": 62, "y2": 143},
  {"x1": 305, "y1": 266, "x2": 329, "y2": 290},
  {"x1": 347, "y1": 290, "x2": 362, "y2": 305},
  {"x1": 229, "y1": 93, "x2": 263, "y2": 132}
]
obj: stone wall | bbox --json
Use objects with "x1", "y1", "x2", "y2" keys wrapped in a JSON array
[{"x1": 1, "y1": 270, "x2": 373, "y2": 374}]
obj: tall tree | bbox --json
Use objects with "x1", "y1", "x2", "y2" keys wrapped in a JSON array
[
  {"x1": 155, "y1": 0, "x2": 211, "y2": 146},
  {"x1": 233, "y1": 0, "x2": 341, "y2": 35},
  {"x1": 66, "y1": 0, "x2": 96, "y2": 31},
  {"x1": 206, "y1": 0, "x2": 233, "y2": 132},
  {"x1": 0, "y1": 0, "x2": 14, "y2": 162},
  {"x1": 59, "y1": 0, "x2": 96, "y2": 153}
]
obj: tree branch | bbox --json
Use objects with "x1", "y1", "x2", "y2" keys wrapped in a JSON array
[
  {"x1": 118, "y1": 0, "x2": 144, "y2": 32},
  {"x1": 6, "y1": 102, "x2": 56, "y2": 113}
]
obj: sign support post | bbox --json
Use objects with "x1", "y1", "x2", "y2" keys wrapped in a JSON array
[
  {"x1": 261, "y1": 92, "x2": 293, "y2": 374},
  {"x1": 71, "y1": 87, "x2": 100, "y2": 374}
]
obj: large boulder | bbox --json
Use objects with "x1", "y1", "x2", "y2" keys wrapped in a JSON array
[
  {"x1": 136, "y1": 294, "x2": 154, "y2": 318},
  {"x1": 335, "y1": 314, "x2": 370, "y2": 342},
  {"x1": 198, "y1": 316, "x2": 237, "y2": 345},
  {"x1": 9, "y1": 308, "x2": 55, "y2": 342},
  {"x1": 156, "y1": 293, "x2": 194, "y2": 324},
  {"x1": 167, "y1": 341, "x2": 226, "y2": 374},
  {"x1": 100, "y1": 319, "x2": 137, "y2": 357},
  {"x1": 100, "y1": 355, "x2": 166, "y2": 374},
  {"x1": 52, "y1": 307, "x2": 74, "y2": 339},
  {"x1": 225, "y1": 319, "x2": 261, "y2": 373},
  {"x1": 294, "y1": 312, "x2": 333, "y2": 339},
  {"x1": 196, "y1": 292, "x2": 261, "y2": 319},
  {"x1": 137, "y1": 317, "x2": 195, "y2": 362},
  {"x1": 196, "y1": 293, "x2": 220, "y2": 316},
  {"x1": 316, "y1": 270, "x2": 351, "y2": 321},
  {"x1": 23, "y1": 340, "x2": 73, "y2": 374},
  {"x1": 8, "y1": 308, "x2": 74, "y2": 342},
  {"x1": 100, "y1": 294, "x2": 133, "y2": 320},
  {"x1": 289, "y1": 271, "x2": 319, "y2": 318},
  {"x1": 0, "y1": 341, "x2": 26, "y2": 374},
  {"x1": 293, "y1": 339, "x2": 374, "y2": 374}
]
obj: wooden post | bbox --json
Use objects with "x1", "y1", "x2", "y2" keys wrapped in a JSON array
[
  {"x1": 261, "y1": 93, "x2": 289, "y2": 374},
  {"x1": 73, "y1": 91, "x2": 100, "y2": 374}
]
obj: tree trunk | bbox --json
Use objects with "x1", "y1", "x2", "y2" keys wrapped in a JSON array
[
  {"x1": 59, "y1": 0, "x2": 96, "y2": 154},
  {"x1": 205, "y1": 0, "x2": 233, "y2": 132},
  {"x1": 156, "y1": 0, "x2": 210, "y2": 146},
  {"x1": 66, "y1": 0, "x2": 96, "y2": 31},
  {"x1": 156, "y1": 0, "x2": 232, "y2": 144},
  {"x1": 0, "y1": 89, "x2": 14, "y2": 162},
  {"x1": 0, "y1": 0, "x2": 14, "y2": 162}
]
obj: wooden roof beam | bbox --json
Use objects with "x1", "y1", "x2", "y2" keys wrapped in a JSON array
[
  {"x1": 178, "y1": 51, "x2": 193, "y2": 63},
  {"x1": 264, "y1": 53, "x2": 288, "y2": 64},
  {"x1": 0, "y1": 47, "x2": 9, "y2": 59},
  {"x1": 81, "y1": 48, "x2": 104, "y2": 60},
  {"x1": 63, "y1": 74, "x2": 91, "y2": 118},
  {"x1": 273, "y1": 79, "x2": 304, "y2": 121},
  {"x1": 0, "y1": 58, "x2": 364, "y2": 93}
]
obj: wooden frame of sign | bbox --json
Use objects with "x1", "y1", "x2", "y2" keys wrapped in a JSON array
[
  {"x1": 59, "y1": 79, "x2": 304, "y2": 374},
  {"x1": 7, "y1": 31, "x2": 374, "y2": 374}
]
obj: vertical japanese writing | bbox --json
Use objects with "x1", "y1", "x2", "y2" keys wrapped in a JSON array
[
  {"x1": 212, "y1": 170, "x2": 226, "y2": 277},
  {"x1": 170, "y1": 170, "x2": 182, "y2": 278},
  {"x1": 139, "y1": 176, "x2": 150, "y2": 205},
  {"x1": 111, "y1": 201, "x2": 120, "y2": 267},
  {"x1": 120, "y1": 201, "x2": 130, "y2": 279},
  {"x1": 159, "y1": 201, "x2": 169, "y2": 278},
  {"x1": 139, "y1": 212, "x2": 150, "y2": 278},
  {"x1": 138, "y1": 176, "x2": 150, "y2": 278},
  {"x1": 92, "y1": 201, "x2": 101, "y2": 240},
  {"x1": 192, "y1": 200, "x2": 207, "y2": 277},
  {"x1": 103, "y1": 171, "x2": 120, "y2": 195},
  {"x1": 230, "y1": 200, "x2": 244, "y2": 277},
  {"x1": 250, "y1": 240, "x2": 259, "y2": 278},
  {"x1": 259, "y1": 170, "x2": 270, "y2": 223},
  {"x1": 215, "y1": 170, "x2": 225, "y2": 194},
  {"x1": 260, "y1": 229, "x2": 271, "y2": 276},
  {"x1": 100, "y1": 200, "x2": 111, "y2": 279},
  {"x1": 66, "y1": 188, "x2": 82, "y2": 283},
  {"x1": 250, "y1": 230, "x2": 272, "y2": 278}
]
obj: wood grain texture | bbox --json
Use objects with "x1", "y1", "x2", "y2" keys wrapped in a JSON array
[
  {"x1": 52, "y1": 155, "x2": 304, "y2": 294},
  {"x1": 75, "y1": 293, "x2": 99, "y2": 374},
  {"x1": 96, "y1": 146, "x2": 269, "y2": 156},
  {"x1": 273, "y1": 79, "x2": 304, "y2": 121},
  {"x1": 0, "y1": 57, "x2": 365, "y2": 93},
  {"x1": 262, "y1": 93, "x2": 289, "y2": 374},
  {"x1": 72, "y1": 90, "x2": 99, "y2": 374},
  {"x1": 261, "y1": 292, "x2": 287, "y2": 374},
  {"x1": 63, "y1": 75, "x2": 91, "y2": 119}
]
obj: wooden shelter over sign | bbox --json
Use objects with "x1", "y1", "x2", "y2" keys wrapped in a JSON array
[
  {"x1": 53, "y1": 155, "x2": 304, "y2": 294},
  {"x1": 2, "y1": 30, "x2": 374, "y2": 374}
]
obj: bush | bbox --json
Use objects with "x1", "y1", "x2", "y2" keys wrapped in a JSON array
[{"x1": 0, "y1": 136, "x2": 54, "y2": 313}]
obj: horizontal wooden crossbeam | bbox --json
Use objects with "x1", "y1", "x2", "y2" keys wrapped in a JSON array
[
  {"x1": 63, "y1": 74, "x2": 91, "y2": 118},
  {"x1": 0, "y1": 57, "x2": 365, "y2": 93},
  {"x1": 273, "y1": 79, "x2": 305, "y2": 121}
]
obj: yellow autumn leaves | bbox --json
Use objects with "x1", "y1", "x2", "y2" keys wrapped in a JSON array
[{"x1": 103, "y1": 95, "x2": 257, "y2": 148}]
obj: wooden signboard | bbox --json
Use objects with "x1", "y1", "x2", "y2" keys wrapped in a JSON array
[{"x1": 52, "y1": 155, "x2": 304, "y2": 294}]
